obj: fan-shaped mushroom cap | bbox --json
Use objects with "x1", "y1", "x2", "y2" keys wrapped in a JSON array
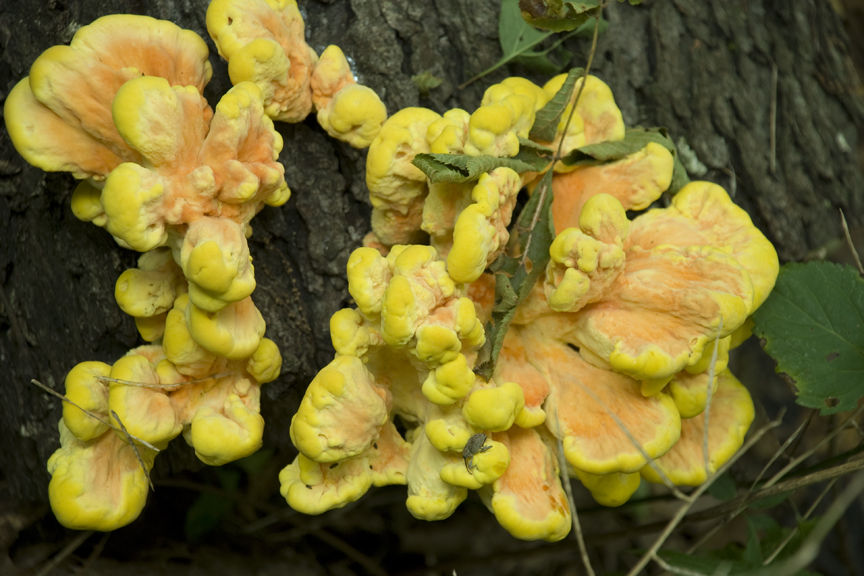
[
  {"x1": 62, "y1": 362, "x2": 112, "y2": 442},
  {"x1": 206, "y1": 0, "x2": 317, "y2": 122},
  {"x1": 102, "y1": 77, "x2": 287, "y2": 255},
  {"x1": 162, "y1": 294, "x2": 220, "y2": 378},
  {"x1": 545, "y1": 193, "x2": 629, "y2": 313},
  {"x1": 345, "y1": 245, "x2": 484, "y2": 375},
  {"x1": 551, "y1": 142, "x2": 674, "y2": 234},
  {"x1": 47, "y1": 420, "x2": 156, "y2": 531},
  {"x1": 464, "y1": 83, "x2": 538, "y2": 157},
  {"x1": 494, "y1": 329, "x2": 550, "y2": 428},
  {"x1": 523, "y1": 328, "x2": 681, "y2": 475},
  {"x1": 480, "y1": 427, "x2": 571, "y2": 542},
  {"x1": 540, "y1": 74, "x2": 625, "y2": 160},
  {"x1": 108, "y1": 351, "x2": 183, "y2": 446},
  {"x1": 280, "y1": 421, "x2": 410, "y2": 514},
  {"x1": 642, "y1": 370, "x2": 754, "y2": 485},
  {"x1": 311, "y1": 45, "x2": 387, "y2": 148},
  {"x1": 628, "y1": 181, "x2": 779, "y2": 311},
  {"x1": 290, "y1": 356, "x2": 391, "y2": 463},
  {"x1": 367, "y1": 108, "x2": 442, "y2": 245},
  {"x1": 444, "y1": 167, "x2": 522, "y2": 284},
  {"x1": 186, "y1": 295, "x2": 266, "y2": 360},
  {"x1": 406, "y1": 433, "x2": 468, "y2": 520},
  {"x1": 5, "y1": 14, "x2": 211, "y2": 180},
  {"x1": 180, "y1": 218, "x2": 256, "y2": 313},
  {"x1": 572, "y1": 468, "x2": 641, "y2": 508},
  {"x1": 180, "y1": 373, "x2": 265, "y2": 466}
]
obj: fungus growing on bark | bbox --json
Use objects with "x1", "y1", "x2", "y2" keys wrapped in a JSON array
[
  {"x1": 282, "y1": 71, "x2": 780, "y2": 541},
  {"x1": 5, "y1": 13, "x2": 289, "y2": 531}
]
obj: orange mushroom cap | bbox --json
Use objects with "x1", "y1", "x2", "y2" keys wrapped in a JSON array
[
  {"x1": 206, "y1": 0, "x2": 317, "y2": 122},
  {"x1": 5, "y1": 14, "x2": 212, "y2": 181}
]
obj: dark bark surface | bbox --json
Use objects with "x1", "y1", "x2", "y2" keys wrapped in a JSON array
[{"x1": 1, "y1": 0, "x2": 862, "y2": 542}]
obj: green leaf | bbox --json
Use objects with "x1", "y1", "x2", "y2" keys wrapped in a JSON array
[
  {"x1": 460, "y1": 0, "x2": 554, "y2": 87},
  {"x1": 748, "y1": 491, "x2": 789, "y2": 510},
  {"x1": 706, "y1": 472, "x2": 737, "y2": 501},
  {"x1": 411, "y1": 71, "x2": 443, "y2": 98},
  {"x1": 475, "y1": 169, "x2": 556, "y2": 380},
  {"x1": 513, "y1": 137, "x2": 556, "y2": 170},
  {"x1": 656, "y1": 550, "x2": 741, "y2": 575},
  {"x1": 412, "y1": 153, "x2": 542, "y2": 184},
  {"x1": 519, "y1": 0, "x2": 599, "y2": 32},
  {"x1": 234, "y1": 448, "x2": 274, "y2": 476},
  {"x1": 560, "y1": 126, "x2": 691, "y2": 193},
  {"x1": 530, "y1": 67, "x2": 584, "y2": 142},
  {"x1": 743, "y1": 516, "x2": 766, "y2": 565},
  {"x1": 184, "y1": 468, "x2": 241, "y2": 541},
  {"x1": 752, "y1": 262, "x2": 864, "y2": 415}
]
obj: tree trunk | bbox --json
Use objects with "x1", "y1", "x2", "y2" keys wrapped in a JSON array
[{"x1": 1, "y1": 0, "x2": 862, "y2": 504}]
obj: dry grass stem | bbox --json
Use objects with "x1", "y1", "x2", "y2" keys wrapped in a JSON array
[
  {"x1": 702, "y1": 318, "x2": 723, "y2": 478},
  {"x1": 97, "y1": 372, "x2": 232, "y2": 389},
  {"x1": 762, "y1": 477, "x2": 838, "y2": 565},
  {"x1": 111, "y1": 410, "x2": 155, "y2": 491},
  {"x1": 651, "y1": 552, "x2": 715, "y2": 576},
  {"x1": 30, "y1": 379, "x2": 161, "y2": 452},
  {"x1": 769, "y1": 62, "x2": 778, "y2": 174},
  {"x1": 688, "y1": 413, "x2": 809, "y2": 554},
  {"x1": 520, "y1": 0, "x2": 606, "y2": 268},
  {"x1": 35, "y1": 530, "x2": 94, "y2": 576},
  {"x1": 77, "y1": 531, "x2": 111, "y2": 576},
  {"x1": 553, "y1": 406, "x2": 595, "y2": 576},
  {"x1": 763, "y1": 403, "x2": 864, "y2": 490},
  {"x1": 840, "y1": 209, "x2": 864, "y2": 275},
  {"x1": 625, "y1": 415, "x2": 783, "y2": 576},
  {"x1": 310, "y1": 529, "x2": 389, "y2": 576},
  {"x1": 569, "y1": 377, "x2": 689, "y2": 500},
  {"x1": 734, "y1": 471, "x2": 864, "y2": 576}
]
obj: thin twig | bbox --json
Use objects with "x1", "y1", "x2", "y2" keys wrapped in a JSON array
[
  {"x1": 311, "y1": 529, "x2": 390, "y2": 576},
  {"x1": 592, "y1": 453, "x2": 864, "y2": 546},
  {"x1": 96, "y1": 372, "x2": 232, "y2": 389},
  {"x1": 786, "y1": 410, "x2": 817, "y2": 461},
  {"x1": 688, "y1": 413, "x2": 809, "y2": 554},
  {"x1": 111, "y1": 410, "x2": 154, "y2": 491},
  {"x1": 567, "y1": 376, "x2": 690, "y2": 500},
  {"x1": 762, "y1": 477, "x2": 837, "y2": 565},
  {"x1": 762, "y1": 403, "x2": 864, "y2": 490},
  {"x1": 519, "y1": 0, "x2": 607, "y2": 268},
  {"x1": 652, "y1": 552, "x2": 715, "y2": 576},
  {"x1": 76, "y1": 531, "x2": 110, "y2": 576},
  {"x1": 840, "y1": 209, "x2": 864, "y2": 275},
  {"x1": 734, "y1": 471, "x2": 864, "y2": 576},
  {"x1": 702, "y1": 318, "x2": 723, "y2": 478},
  {"x1": 35, "y1": 530, "x2": 94, "y2": 576},
  {"x1": 625, "y1": 416, "x2": 782, "y2": 576},
  {"x1": 769, "y1": 62, "x2": 778, "y2": 174},
  {"x1": 30, "y1": 379, "x2": 160, "y2": 452},
  {"x1": 554, "y1": 407, "x2": 595, "y2": 576},
  {"x1": 242, "y1": 507, "x2": 299, "y2": 534},
  {"x1": 748, "y1": 415, "x2": 809, "y2": 494}
]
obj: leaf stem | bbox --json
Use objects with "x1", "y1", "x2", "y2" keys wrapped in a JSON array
[
  {"x1": 520, "y1": 0, "x2": 606, "y2": 269},
  {"x1": 458, "y1": 32, "x2": 554, "y2": 90}
]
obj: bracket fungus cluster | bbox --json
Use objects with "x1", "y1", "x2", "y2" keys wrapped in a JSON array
[
  {"x1": 206, "y1": 0, "x2": 387, "y2": 148},
  {"x1": 7, "y1": 0, "x2": 780, "y2": 542},
  {"x1": 5, "y1": 12, "x2": 293, "y2": 530},
  {"x1": 6, "y1": 0, "x2": 398, "y2": 531},
  {"x1": 283, "y1": 73, "x2": 779, "y2": 541}
]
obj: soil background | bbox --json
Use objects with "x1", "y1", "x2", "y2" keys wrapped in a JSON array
[{"x1": 2, "y1": 0, "x2": 864, "y2": 574}]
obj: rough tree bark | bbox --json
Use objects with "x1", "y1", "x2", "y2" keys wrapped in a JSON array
[{"x1": 1, "y1": 0, "x2": 862, "y2": 503}]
